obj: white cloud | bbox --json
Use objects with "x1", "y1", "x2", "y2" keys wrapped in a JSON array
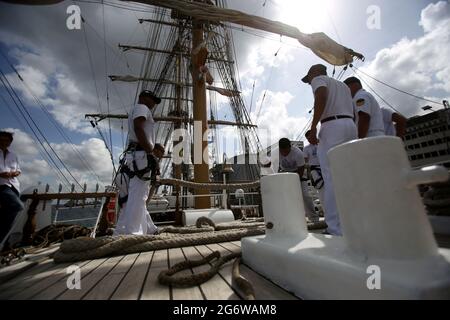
[
  {"x1": 1, "y1": 128, "x2": 112, "y2": 191},
  {"x1": 252, "y1": 90, "x2": 308, "y2": 147},
  {"x1": 359, "y1": 1, "x2": 450, "y2": 117}
]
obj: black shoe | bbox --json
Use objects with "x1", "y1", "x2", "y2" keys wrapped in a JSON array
[{"x1": 321, "y1": 230, "x2": 330, "y2": 235}]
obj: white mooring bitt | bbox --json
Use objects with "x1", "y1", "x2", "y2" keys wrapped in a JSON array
[
  {"x1": 182, "y1": 209, "x2": 235, "y2": 226},
  {"x1": 242, "y1": 136, "x2": 450, "y2": 299}
]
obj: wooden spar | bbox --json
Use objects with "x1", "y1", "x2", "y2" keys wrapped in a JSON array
[
  {"x1": 123, "y1": 0, "x2": 364, "y2": 65},
  {"x1": 21, "y1": 192, "x2": 116, "y2": 201},
  {"x1": 85, "y1": 114, "x2": 258, "y2": 128},
  {"x1": 118, "y1": 44, "x2": 233, "y2": 64},
  {"x1": 192, "y1": 19, "x2": 210, "y2": 209}
]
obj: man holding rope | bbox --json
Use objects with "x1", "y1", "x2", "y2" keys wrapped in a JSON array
[{"x1": 114, "y1": 90, "x2": 163, "y2": 236}]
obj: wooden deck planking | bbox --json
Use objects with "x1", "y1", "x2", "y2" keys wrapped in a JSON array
[
  {"x1": 57, "y1": 255, "x2": 124, "y2": 300},
  {"x1": 181, "y1": 246, "x2": 239, "y2": 300},
  {"x1": 111, "y1": 252, "x2": 153, "y2": 300},
  {"x1": 32, "y1": 258, "x2": 108, "y2": 300},
  {"x1": 82, "y1": 253, "x2": 139, "y2": 300},
  {"x1": 5, "y1": 260, "x2": 89, "y2": 300},
  {"x1": 211, "y1": 242, "x2": 299, "y2": 300},
  {"x1": 0, "y1": 241, "x2": 301, "y2": 300},
  {"x1": 229, "y1": 241, "x2": 241, "y2": 248},
  {"x1": 169, "y1": 247, "x2": 204, "y2": 300},
  {"x1": 140, "y1": 249, "x2": 170, "y2": 300}
]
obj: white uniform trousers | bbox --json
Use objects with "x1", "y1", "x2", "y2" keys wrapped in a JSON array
[
  {"x1": 366, "y1": 130, "x2": 385, "y2": 137},
  {"x1": 301, "y1": 181, "x2": 319, "y2": 222},
  {"x1": 317, "y1": 186, "x2": 325, "y2": 215},
  {"x1": 317, "y1": 118, "x2": 357, "y2": 235},
  {"x1": 114, "y1": 151, "x2": 158, "y2": 235}
]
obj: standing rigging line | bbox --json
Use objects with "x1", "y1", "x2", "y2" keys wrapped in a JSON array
[
  {"x1": 0, "y1": 49, "x2": 103, "y2": 185},
  {"x1": 1, "y1": 94, "x2": 73, "y2": 190},
  {"x1": 351, "y1": 67, "x2": 403, "y2": 115},
  {"x1": 249, "y1": 80, "x2": 256, "y2": 114},
  {"x1": 101, "y1": 1, "x2": 116, "y2": 179},
  {"x1": 81, "y1": 15, "x2": 116, "y2": 166},
  {"x1": 0, "y1": 72, "x2": 78, "y2": 190},
  {"x1": 352, "y1": 66, "x2": 443, "y2": 106}
]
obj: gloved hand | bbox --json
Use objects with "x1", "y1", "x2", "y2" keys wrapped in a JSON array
[{"x1": 147, "y1": 153, "x2": 160, "y2": 172}]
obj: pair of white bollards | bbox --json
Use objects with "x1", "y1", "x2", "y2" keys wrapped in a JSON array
[{"x1": 242, "y1": 136, "x2": 450, "y2": 299}]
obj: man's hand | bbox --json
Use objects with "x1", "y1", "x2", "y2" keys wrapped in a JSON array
[
  {"x1": 0, "y1": 172, "x2": 10, "y2": 179},
  {"x1": 309, "y1": 126, "x2": 319, "y2": 144},
  {"x1": 0, "y1": 171, "x2": 19, "y2": 179}
]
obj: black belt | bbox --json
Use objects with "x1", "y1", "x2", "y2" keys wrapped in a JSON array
[
  {"x1": 127, "y1": 142, "x2": 145, "y2": 151},
  {"x1": 321, "y1": 115, "x2": 353, "y2": 124}
]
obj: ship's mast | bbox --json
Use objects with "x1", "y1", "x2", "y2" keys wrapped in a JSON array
[{"x1": 191, "y1": 19, "x2": 210, "y2": 209}]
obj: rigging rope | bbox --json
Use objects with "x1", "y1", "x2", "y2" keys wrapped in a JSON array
[
  {"x1": 0, "y1": 70, "x2": 84, "y2": 190},
  {"x1": 352, "y1": 66, "x2": 443, "y2": 106},
  {"x1": 351, "y1": 67, "x2": 404, "y2": 115}
]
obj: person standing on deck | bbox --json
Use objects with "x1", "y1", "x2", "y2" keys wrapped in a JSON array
[
  {"x1": 0, "y1": 131, "x2": 24, "y2": 245},
  {"x1": 270, "y1": 138, "x2": 320, "y2": 223},
  {"x1": 380, "y1": 107, "x2": 407, "y2": 139},
  {"x1": 344, "y1": 77, "x2": 385, "y2": 138},
  {"x1": 114, "y1": 90, "x2": 162, "y2": 236},
  {"x1": 303, "y1": 130, "x2": 325, "y2": 215},
  {"x1": 302, "y1": 64, "x2": 357, "y2": 235}
]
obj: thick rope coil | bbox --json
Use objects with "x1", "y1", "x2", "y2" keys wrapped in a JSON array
[
  {"x1": 54, "y1": 227, "x2": 265, "y2": 263},
  {"x1": 158, "y1": 251, "x2": 241, "y2": 287},
  {"x1": 232, "y1": 257, "x2": 255, "y2": 300},
  {"x1": 159, "y1": 178, "x2": 260, "y2": 190}
]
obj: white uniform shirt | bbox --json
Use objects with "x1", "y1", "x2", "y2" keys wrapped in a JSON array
[
  {"x1": 303, "y1": 144, "x2": 320, "y2": 166},
  {"x1": 353, "y1": 89, "x2": 385, "y2": 137},
  {"x1": 127, "y1": 104, "x2": 155, "y2": 149},
  {"x1": 311, "y1": 75, "x2": 354, "y2": 120},
  {"x1": 0, "y1": 149, "x2": 21, "y2": 192},
  {"x1": 278, "y1": 146, "x2": 305, "y2": 172},
  {"x1": 381, "y1": 107, "x2": 396, "y2": 136}
]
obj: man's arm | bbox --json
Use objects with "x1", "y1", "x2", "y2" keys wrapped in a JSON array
[
  {"x1": 392, "y1": 113, "x2": 407, "y2": 139},
  {"x1": 310, "y1": 87, "x2": 328, "y2": 143},
  {"x1": 134, "y1": 117, "x2": 154, "y2": 154},
  {"x1": 297, "y1": 165, "x2": 305, "y2": 178},
  {"x1": 357, "y1": 111, "x2": 370, "y2": 138}
]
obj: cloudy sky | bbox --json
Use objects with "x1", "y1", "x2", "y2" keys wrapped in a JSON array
[{"x1": 0, "y1": 0, "x2": 449, "y2": 190}]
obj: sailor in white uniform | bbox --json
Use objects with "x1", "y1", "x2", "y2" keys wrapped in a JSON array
[
  {"x1": 114, "y1": 90, "x2": 162, "y2": 236},
  {"x1": 381, "y1": 107, "x2": 407, "y2": 139},
  {"x1": 302, "y1": 64, "x2": 357, "y2": 235},
  {"x1": 344, "y1": 77, "x2": 385, "y2": 138},
  {"x1": 303, "y1": 130, "x2": 325, "y2": 214},
  {"x1": 277, "y1": 138, "x2": 319, "y2": 223}
]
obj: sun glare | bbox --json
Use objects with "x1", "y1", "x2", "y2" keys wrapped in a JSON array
[{"x1": 272, "y1": 0, "x2": 331, "y2": 34}]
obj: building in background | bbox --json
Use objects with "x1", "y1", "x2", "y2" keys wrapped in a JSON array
[{"x1": 404, "y1": 108, "x2": 450, "y2": 168}]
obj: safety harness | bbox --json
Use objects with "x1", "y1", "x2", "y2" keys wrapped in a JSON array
[{"x1": 114, "y1": 143, "x2": 160, "y2": 207}]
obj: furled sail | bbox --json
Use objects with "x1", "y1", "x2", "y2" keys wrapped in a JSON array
[
  {"x1": 124, "y1": 0, "x2": 364, "y2": 66},
  {"x1": 2, "y1": 0, "x2": 364, "y2": 65}
]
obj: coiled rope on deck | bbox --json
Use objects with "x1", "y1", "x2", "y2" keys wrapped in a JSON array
[{"x1": 53, "y1": 218, "x2": 265, "y2": 263}]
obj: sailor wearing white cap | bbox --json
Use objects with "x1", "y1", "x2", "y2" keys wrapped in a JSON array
[
  {"x1": 277, "y1": 138, "x2": 320, "y2": 223},
  {"x1": 304, "y1": 130, "x2": 325, "y2": 214},
  {"x1": 344, "y1": 77, "x2": 385, "y2": 138},
  {"x1": 114, "y1": 90, "x2": 162, "y2": 236},
  {"x1": 302, "y1": 64, "x2": 357, "y2": 235}
]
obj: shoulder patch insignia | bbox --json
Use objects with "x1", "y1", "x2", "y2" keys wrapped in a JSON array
[{"x1": 356, "y1": 98, "x2": 365, "y2": 107}]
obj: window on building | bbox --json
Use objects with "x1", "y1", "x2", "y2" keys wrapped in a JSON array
[
  {"x1": 436, "y1": 138, "x2": 443, "y2": 144},
  {"x1": 428, "y1": 140, "x2": 435, "y2": 146},
  {"x1": 421, "y1": 142, "x2": 427, "y2": 147},
  {"x1": 417, "y1": 154, "x2": 424, "y2": 159},
  {"x1": 431, "y1": 151, "x2": 438, "y2": 157}
]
